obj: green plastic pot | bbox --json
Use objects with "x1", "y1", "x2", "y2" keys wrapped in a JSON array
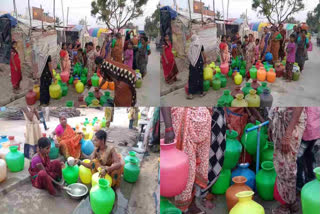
[
  {"x1": 66, "y1": 101, "x2": 74, "y2": 107},
  {"x1": 218, "y1": 90, "x2": 234, "y2": 107},
  {"x1": 124, "y1": 158, "x2": 140, "y2": 183},
  {"x1": 211, "y1": 169, "x2": 231, "y2": 194},
  {"x1": 68, "y1": 75, "x2": 74, "y2": 85},
  {"x1": 240, "y1": 68, "x2": 246, "y2": 77},
  {"x1": 260, "y1": 141, "x2": 274, "y2": 164},
  {"x1": 256, "y1": 161, "x2": 276, "y2": 200},
  {"x1": 124, "y1": 151, "x2": 140, "y2": 166},
  {"x1": 223, "y1": 130, "x2": 242, "y2": 170},
  {"x1": 241, "y1": 121, "x2": 267, "y2": 155},
  {"x1": 5, "y1": 146, "x2": 24, "y2": 172},
  {"x1": 85, "y1": 92, "x2": 95, "y2": 105},
  {"x1": 136, "y1": 79, "x2": 142, "y2": 88},
  {"x1": 212, "y1": 77, "x2": 221, "y2": 91},
  {"x1": 49, "y1": 138, "x2": 59, "y2": 159},
  {"x1": 160, "y1": 197, "x2": 182, "y2": 214},
  {"x1": 301, "y1": 167, "x2": 320, "y2": 214},
  {"x1": 90, "y1": 178, "x2": 115, "y2": 214},
  {"x1": 242, "y1": 83, "x2": 253, "y2": 96},
  {"x1": 220, "y1": 75, "x2": 227, "y2": 88},
  {"x1": 61, "y1": 83, "x2": 68, "y2": 97},
  {"x1": 293, "y1": 72, "x2": 300, "y2": 81},
  {"x1": 62, "y1": 163, "x2": 79, "y2": 185},
  {"x1": 257, "y1": 82, "x2": 270, "y2": 95},
  {"x1": 203, "y1": 80, "x2": 210, "y2": 91}
]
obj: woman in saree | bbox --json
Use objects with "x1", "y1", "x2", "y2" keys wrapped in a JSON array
[
  {"x1": 245, "y1": 34, "x2": 256, "y2": 78},
  {"x1": 112, "y1": 33, "x2": 123, "y2": 63},
  {"x1": 270, "y1": 26, "x2": 282, "y2": 63},
  {"x1": 260, "y1": 27, "x2": 271, "y2": 61},
  {"x1": 60, "y1": 43, "x2": 71, "y2": 74},
  {"x1": 279, "y1": 23, "x2": 287, "y2": 61},
  {"x1": 29, "y1": 137, "x2": 64, "y2": 196},
  {"x1": 269, "y1": 107, "x2": 306, "y2": 214},
  {"x1": 219, "y1": 35, "x2": 230, "y2": 63},
  {"x1": 86, "y1": 42, "x2": 99, "y2": 82},
  {"x1": 104, "y1": 107, "x2": 114, "y2": 128},
  {"x1": 40, "y1": 55, "x2": 55, "y2": 106},
  {"x1": 101, "y1": 35, "x2": 112, "y2": 60},
  {"x1": 295, "y1": 30, "x2": 309, "y2": 72},
  {"x1": 78, "y1": 130, "x2": 124, "y2": 189},
  {"x1": 187, "y1": 35, "x2": 207, "y2": 100},
  {"x1": 162, "y1": 34, "x2": 179, "y2": 84},
  {"x1": 52, "y1": 114, "x2": 83, "y2": 159},
  {"x1": 161, "y1": 107, "x2": 211, "y2": 213},
  {"x1": 137, "y1": 36, "x2": 150, "y2": 78},
  {"x1": 95, "y1": 56, "x2": 136, "y2": 107},
  {"x1": 10, "y1": 41, "x2": 22, "y2": 93}
]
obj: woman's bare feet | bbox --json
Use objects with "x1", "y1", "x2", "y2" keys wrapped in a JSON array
[
  {"x1": 201, "y1": 198, "x2": 215, "y2": 209},
  {"x1": 184, "y1": 201, "x2": 205, "y2": 214},
  {"x1": 187, "y1": 94, "x2": 193, "y2": 100}
]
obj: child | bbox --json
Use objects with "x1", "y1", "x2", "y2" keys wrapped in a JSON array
[
  {"x1": 28, "y1": 137, "x2": 64, "y2": 195},
  {"x1": 285, "y1": 34, "x2": 296, "y2": 81},
  {"x1": 77, "y1": 48, "x2": 85, "y2": 65},
  {"x1": 96, "y1": 46, "x2": 101, "y2": 55},
  {"x1": 78, "y1": 130, "x2": 124, "y2": 188},
  {"x1": 219, "y1": 35, "x2": 229, "y2": 63},
  {"x1": 255, "y1": 38, "x2": 260, "y2": 62},
  {"x1": 124, "y1": 41, "x2": 134, "y2": 68},
  {"x1": 236, "y1": 40, "x2": 243, "y2": 58}
]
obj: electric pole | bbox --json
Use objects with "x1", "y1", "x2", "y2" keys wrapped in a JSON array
[
  {"x1": 227, "y1": 0, "x2": 229, "y2": 20},
  {"x1": 61, "y1": 0, "x2": 66, "y2": 42},
  {"x1": 41, "y1": 4, "x2": 43, "y2": 31},
  {"x1": 200, "y1": 0, "x2": 204, "y2": 26},
  {"x1": 28, "y1": 0, "x2": 32, "y2": 36},
  {"x1": 67, "y1": 7, "x2": 69, "y2": 26},
  {"x1": 13, "y1": 0, "x2": 17, "y2": 18},
  {"x1": 53, "y1": 0, "x2": 55, "y2": 29},
  {"x1": 213, "y1": 0, "x2": 215, "y2": 23}
]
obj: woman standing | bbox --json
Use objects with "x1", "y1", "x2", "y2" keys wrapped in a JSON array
[
  {"x1": 260, "y1": 27, "x2": 271, "y2": 60},
  {"x1": 162, "y1": 34, "x2": 179, "y2": 84},
  {"x1": 60, "y1": 43, "x2": 71, "y2": 74},
  {"x1": 279, "y1": 23, "x2": 287, "y2": 61},
  {"x1": 269, "y1": 107, "x2": 306, "y2": 214},
  {"x1": 137, "y1": 37, "x2": 149, "y2": 78},
  {"x1": 270, "y1": 26, "x2": 282, "y2": 63},
  {"x1": 22, "y1": 106, "x2": 42, "y2": 159},
  {"x1": 10, "y1": 41, "x2": 22, "y2": 93},
  {"x1": 187, "y1": 35, "x2": 207, "y2": 100},
  {"x1": 295, "y1": 30, "x2": 309, "y2": 72},
  {"x1": 219, "y1": 35, "x2": 230, "y2": 63},
  {"x1": 40, "y1": 55, "x2": 54, "y2": 106},
  {"x1": 245, "y1": 34, "x2": 256, "y2": 76},
  {"x1": 112, "y1": 33, "x2": 123, "y2": 63},
  {"x1": 161, "y1": 107, "x2": 212, "y2": 213}
]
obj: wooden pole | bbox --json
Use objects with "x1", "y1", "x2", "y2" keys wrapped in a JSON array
[
  {"x1": 66, "y1": 7, "x2": 69, "y2": 27},
  {"x1": 200, "y1": 0, "x2": 204, "y2": 26},
  {"x1": 227, "y1": 0, "x2": 229, "y2": 20},
  {"x1": 61, "y1": 0, "x2": 65, "y2": 42},
  {"x1": 41, "y1": 4, "x2": 43, "y2": 31},
  {"x1": 222, "y1": 0, "x2": 225, "y2": 34},
  {"x1": 188, "y1": 0, "x2": 192, "y2": 28},
  {"x1": 28, "y1": 0, "x2": 32, "y2": 36},
  {"x1": 213, "y1": 0, "x2": 215, "y2": 23},
  {"x1": 53, "y1": 0, "x2": 55, "y2": 29},
  {"x1": 13, "y1": 0, "x2": 17, "y2": 18}
]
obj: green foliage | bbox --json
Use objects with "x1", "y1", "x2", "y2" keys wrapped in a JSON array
[
  {"x1": 252, "y1": 0, "x2": 304, "y2": 24},
  {"x1": 144, "y1": 4, "x2": 160, "y2": 39},
  {"x1": 91, "y1": 0, "x2": 148, "y2": 32},
  {"x1": 306, "y1": 3, "x2": 320, "y2": 33},
  {"x1": 216, "y1": 11, "x2": 223, "y2": 19}
]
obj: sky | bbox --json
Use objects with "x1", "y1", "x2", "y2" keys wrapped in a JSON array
[
  {"x1": 1, "y1": 0, "x2": 159, "y2": 30},
  {"x1": 161, "y1": 0, "x2": 317, "y2": 22}
]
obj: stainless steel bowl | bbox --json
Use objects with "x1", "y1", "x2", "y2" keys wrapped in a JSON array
[{"x1": 66, "y1": 183, "x2": 88, "y2": 199}]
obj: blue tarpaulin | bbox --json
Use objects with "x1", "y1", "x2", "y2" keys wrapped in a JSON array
[
  {"x1": 160, "y1": 6, "x2": 178, "y2": 20},
  {"x1": 0, "y1": 14, "x2": 17, "y2": 27}
]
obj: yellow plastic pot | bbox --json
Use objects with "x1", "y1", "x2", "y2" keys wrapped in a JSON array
[
  {"x1": 234, "y1": 72, "x2": 243, "y2": 85},
  {"x1": 49, "y1": 81, "x2": 62, "y2": 99},
  {"x1": 79, "y1": 159, "x2": 92, "y2": 184},
  {"x1": 92, "y1": 168, "x2": 112, "y2": 187},
  {"x1": 33, "y1": 84, "x2": 40, "y2": 100},
  {"x1": 75, "y1": 81, "x2": 84, "y2": 94},
  {"x1": 230, "y1": 191, "x2": 265, "y2": 214}
]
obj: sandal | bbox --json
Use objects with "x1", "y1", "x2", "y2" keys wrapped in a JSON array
[
  {"x1": 187, "y1": 94, "x2": 193, "y2": 100},
  {"x1": 200, "y1": 92, "x2": 207, "y2": 97}
]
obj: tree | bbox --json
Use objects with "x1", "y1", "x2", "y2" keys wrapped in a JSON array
[
  {"x1": 91, "y1": 0, "x2": 148, "y2": 32},
  {"x1": 306, "y1": 3, "x2": 320, "y2": 33},
  {"x1": 144, "y1": 5, "x2": 160, "y2": 39},
  {"x1": 286, "y1": 16, "x2": 299, "y2": 24},
  {"x1": 55, "y1": 17, "x2": 62, "y2": 26},
  {"x1": 79, "y1": 18, "x2": 86, "y2": 25},
  {"x1": 216, "y1": 10, "x2": 223, "y2": 20},
  {"x1": 252, "y1": 0, "x2": 304, "y2": 25}
]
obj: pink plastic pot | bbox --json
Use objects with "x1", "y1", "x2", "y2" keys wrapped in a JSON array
[
  {"x1": 61, "y1": 71, "x2": 70, "y2": 83},
  {"x1": 220, "y1": 63, "x2": 229, "y2": 75},
  {"x1": 160, "y1": 139, "x2": 189, "y2": 197}
]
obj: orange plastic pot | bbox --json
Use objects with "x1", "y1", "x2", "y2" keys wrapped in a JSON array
[
  {"x1": 108, "y1": 82, "x2": 115, "y2": 91},
  {"x1": 257, "y1": 68, "x2": 266, "y2": 82},
  {"x1": 99, "y1": 77, "x2": 108, "y2": 90},
  {"x1": 226, "y1": 176, "x2": 252, "y2": 211},
  {"x1": 267, "y1": 69, "x2": 276, "y2": 83}
]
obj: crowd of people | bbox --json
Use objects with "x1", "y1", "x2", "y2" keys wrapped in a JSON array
[
  {"x1": 161, "y1": 23, "x2": 312, "y2": 99},
  {"x1": 9, "y1": 31, "x2": 151, "y2": 107},
  {"x1": 161, "y1": 107, "x2": 320, "y2": 214}
]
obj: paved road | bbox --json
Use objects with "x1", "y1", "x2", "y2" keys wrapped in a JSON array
[
  {"x1": 161, "y1": 38, "x2": 320, "y2": 106},
  {"x1": 136, "y1": 42, "x2": 160, "y2": 106}
]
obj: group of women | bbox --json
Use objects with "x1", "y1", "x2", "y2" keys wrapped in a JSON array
[
  {"x1": 161, "y1": 107, "x2": 320, "y2": 214},
  {"x1": 23, "y1": 109, "x2": 123, "y2": 195}
]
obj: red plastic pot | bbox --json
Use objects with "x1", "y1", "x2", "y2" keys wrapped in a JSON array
[{"x1": 25, "y1": 89, "x2": 37, "y2": 105}]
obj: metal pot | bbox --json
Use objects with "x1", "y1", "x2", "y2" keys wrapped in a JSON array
[{"x1": 66, "y1": 183, "x2": 88, "y2": 200}]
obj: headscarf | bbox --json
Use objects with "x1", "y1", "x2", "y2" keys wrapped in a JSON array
[{"x1": 188, "y1": 35, "x2": 203, "y2": 67}]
